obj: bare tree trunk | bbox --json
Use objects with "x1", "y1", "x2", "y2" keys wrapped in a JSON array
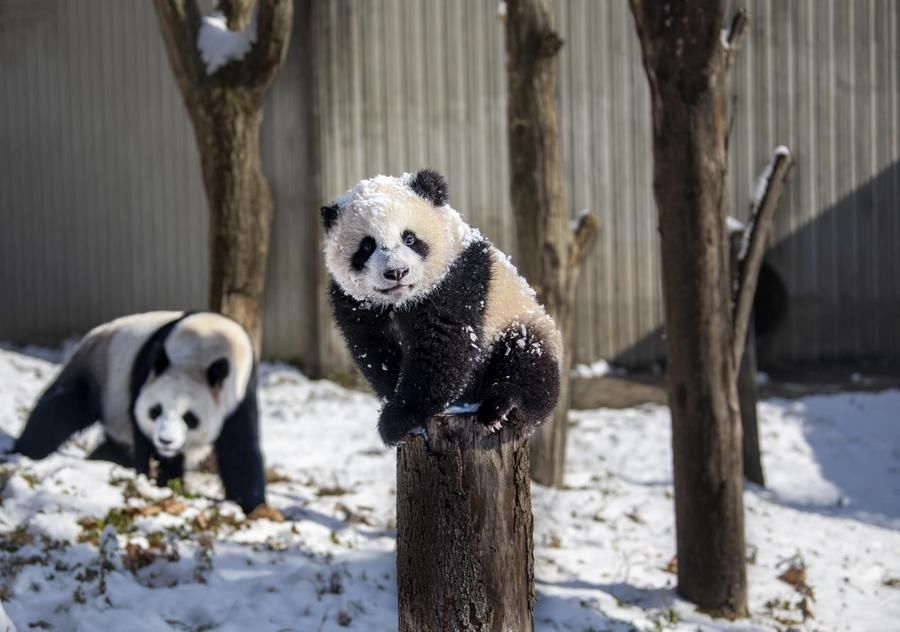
[
  {"x1": 630, "y1": 1, "x2": 748, "y2": 616},
  {"x1": 153, "y1": 0, "x2": 293, "y2": 354},
  {"x1": 729, "y1": 230, "x2": 765, "y2": 486},
  {"x1": 192, "y1": 103, "x2": 272, "y2": 350},
  {"x1": 505, "y1": 0, "x2": 598, "y2": 488},
  {"x1": 730, "y1": 148, "x2": 793, "y2": 487},
  {"x1": 737, "y1": 317, "x2": 764, "y2": 485},
  {"x1": 732, "y1": 149, "x2": 794, "y2": 367},
  {"x1": 396, "y1": 416, "x2": 534, "y2": 632}
]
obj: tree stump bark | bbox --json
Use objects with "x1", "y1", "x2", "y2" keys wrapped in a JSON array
[{"x1": 396, "y1": 416, "x2": 534, "y2": 632}]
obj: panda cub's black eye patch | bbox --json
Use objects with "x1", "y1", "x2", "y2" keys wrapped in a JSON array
[
  {"x1": 149, "y1": 404, "x2": 163, "y2": 420},
  {"x1": 183, "y1": 411, "x2": 200, "y2": 430},
  {"x1": 351, "y1": 236, "x2": 377, "y2": 271},
  {"x1": 402, "y1": 230, "x2": 430, "y2": 258}
]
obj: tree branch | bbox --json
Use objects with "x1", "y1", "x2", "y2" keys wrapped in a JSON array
[
  {"x1": 219, "y1": 0, "x2": 255, "y2": 30},
  {"x1": 724, "y1": 9, "x2": 749, "y2": 71},
  {"x1": 245, "y1": 0, "x2": 293, "y2": 97},
  {"x1": 732, "y1": 147, "x2": 793, "y2": 367},
  {"x1": 570, "y1": 210, "x2": 600, "y2": 270},
  {"x1": 153, "y1": 0, "x2": 206, "y2": 99}
]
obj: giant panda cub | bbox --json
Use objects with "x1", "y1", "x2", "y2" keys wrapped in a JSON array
[
  {"x1": 322, "y1": 169, "x2": 562, "y2": 446},
  {"x1": 13, "y1": 311, "x2": 266, "y2": 513}
]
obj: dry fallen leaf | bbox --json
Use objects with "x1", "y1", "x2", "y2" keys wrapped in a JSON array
[
  {"x1": 138, "y1": 498, "x2": 186, "y2": 516},
  {"x1": 249, "y1": 504, "x2": 285, "y2": 523},
  {"x1": 778, "y1": 558, "x2": 814, "y2": 599},
  {"x1": 661, "y1": 556, "x2": 678, "y2": 574}
]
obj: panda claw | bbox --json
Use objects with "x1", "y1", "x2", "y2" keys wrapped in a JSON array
[{"x1": 487, "y1": 420, "x2": 503, "y2": 433}]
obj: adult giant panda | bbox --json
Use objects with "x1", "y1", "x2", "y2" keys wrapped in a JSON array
[
  {"x1": 322, "y1": 169, "x2": 562, "y2": 446},
  {"x1": 13, "y1": 311, "x2": 266, "y2": 513}
]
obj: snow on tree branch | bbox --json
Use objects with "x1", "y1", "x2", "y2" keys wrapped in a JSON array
[
  {"x1": 732, "y1": 146, "x2": 793, "y2": 367},
  {"x1": 723, "y1": 9, "x2": 748, "y2": 69},
  {"x1": 197, "y1": 10, "x2": 258, "y2": 75}
]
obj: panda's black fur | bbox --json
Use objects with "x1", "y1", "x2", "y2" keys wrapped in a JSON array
[
  {"x1": 13, "y1": 311, "x2": 266, "y2": 514},
  {"x1": 324, "y1": 170, "x2": 561, "y2": 445}
]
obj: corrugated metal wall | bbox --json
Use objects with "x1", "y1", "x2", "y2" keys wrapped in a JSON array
[
  {"x1": 309, "y1": 0, "x2": 665, "y2": 373},
  {"x1": 0, "y1": 0, "x2": 318, "y2": 363},
  {"x1": 1, "y1": 1, "x2": 898, "y2": 369},
  {"x1": 726, "y1": 0, "x2": 900, "y2": 363}
]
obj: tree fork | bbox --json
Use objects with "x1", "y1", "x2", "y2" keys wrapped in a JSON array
[
  {"x1": 396, "y1": 416, "x2": 535, "y2": 632},
  {"x1": 153, "y1": 0, "x2": 293, "y2": 354}
]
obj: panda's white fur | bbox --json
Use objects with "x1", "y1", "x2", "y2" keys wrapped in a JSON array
[
  {"x1": 325, "y1": 170, "x2": 563, "y2": 444},
  {"x1": 325, "y1": 175, "x2": 471, "y2": 308},
  {"x1": 325, "y1": 174, "x2": 561, "y2": 359},
  {"x1": 75, "y1": 311, "x2": 252, "y2": 462},
  {"x1": 15, "y1": 311, "x2": 267, "y2": 511}
]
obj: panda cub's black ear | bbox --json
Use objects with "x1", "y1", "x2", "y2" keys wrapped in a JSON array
[
  {"x1": 207, "y1": 358, "x2": 230, "y2": 389},
  {"x1": 409, "y1": 169, "x2": 448, "y2": 207},
  {"x1": 321, "y1": 204, "x2": 340, "y2": 232}
]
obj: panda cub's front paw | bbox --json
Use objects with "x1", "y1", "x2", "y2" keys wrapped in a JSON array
[
  {"x1": 378, "y1": 402, "x2": 424, "y2": 447},
  {"x1": 477, "y1": 383, "x2": 523, "y2": 432}
]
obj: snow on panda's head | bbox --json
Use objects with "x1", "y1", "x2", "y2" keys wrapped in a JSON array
[
  {"x1": 322, "y1": 169, "x2": 479, "y2": 308},
  {"x1": 134, "y1": 314, "x2": 252, "y2": 458}
]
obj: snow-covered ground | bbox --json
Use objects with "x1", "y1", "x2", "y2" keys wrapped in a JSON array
[{"x1": 0, "y1": 347, "x2": 898, "y2": 631}]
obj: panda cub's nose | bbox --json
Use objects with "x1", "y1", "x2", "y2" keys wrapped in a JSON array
[{"x1": 383, "y1": 267, "x2": 409, "y2": 282}]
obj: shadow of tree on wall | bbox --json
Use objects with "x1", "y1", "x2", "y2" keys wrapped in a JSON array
[
  {"x1": 764, "y1": 159, "x2": 900, "y2": 367},
  {"x1": 606, "y1": 159, "x2": 900, "y2": 371}
]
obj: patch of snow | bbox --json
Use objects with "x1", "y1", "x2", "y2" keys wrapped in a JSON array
[
  {"x1": 774, "y1": 145, "x2": 791, "y2": 158},
  {"x1": 0, "y1": 347, "x2": 898, "y2": 630},
  {"x1": 571, "y1": 359, "x2": 625, "y2": 379},
  {"x1": 197, "y1": 11, "x2": 257, "y2": 75},
  {"x1": 569, "y1": 208, "x2": 592, "y2": 233},
  {"x1": 726, "y1": 215, "x2": 746, "y2": 235},
  {"x1": 720, "y1": 27, "x2": 731, "y2": 50},
  {"x1": 497, "y1": 1, "x2": 507, "y2": 18},
  {"x1": 742, "y1": 146, "x2": 792, "y2": 261},
  {"x1": 443, "y1": 403, "x2": 481, "y2": 415},
  {"x1": 0, "y1": 602, "x2": 15, "y2": 632}
]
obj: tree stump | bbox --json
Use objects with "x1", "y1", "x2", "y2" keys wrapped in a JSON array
[{"x1": 396, "y1": 416, "x2": 534, "y2": 632}]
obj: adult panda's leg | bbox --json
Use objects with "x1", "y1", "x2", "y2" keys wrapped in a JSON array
[
  {"x1": 155, "y1": 454, "x2": 185, "y2": 488},
  {"x1": 14, "y1": 374, "x2": 100, "y2": 459},
  {"x1": 86, "y1": 438, "x2": 134, "y2": 467},
  {"x1": 214, "y1": 383, "x2": 266, "y2": 514},
  {"x1": 476, "y1": 326, "x2": 560, "y2": 433}
]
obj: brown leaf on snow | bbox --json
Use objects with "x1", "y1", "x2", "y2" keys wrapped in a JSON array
[
  {"x1": 265, "y1": 467, "x2": 292, "y2": 484},
  {"x1": 335, "y1": 502, "x2": 373, "y2": 526},
  {"x1": 779, "y1": 564, "x2": 806, "y2": 587},
  {"x1": 159, "y1": 498, "x2": 187, "y2": 515},
  {"x1": 661, "y1": 556, "x2": 678, "y2": 574},
  {"x1": 778, "y1": 561, "x2": 815, "y2": 599},
  {"x1": 248, "y1": 504, "x2": 285, "y2": 523},
  {"x1": 123, "y1": 542, "x2": 162, "y2": 572},
  {"x1": 138, "y1": 498, "x2": 187, "y2": 516}
]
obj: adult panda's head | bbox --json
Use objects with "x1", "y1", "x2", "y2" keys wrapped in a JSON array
[
  {"x1": 322, "y1": 169, "x2": 476, "y2": 308},
  {"x1": 133, "y1": 314, "x2": 253, "y2": 458}
]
